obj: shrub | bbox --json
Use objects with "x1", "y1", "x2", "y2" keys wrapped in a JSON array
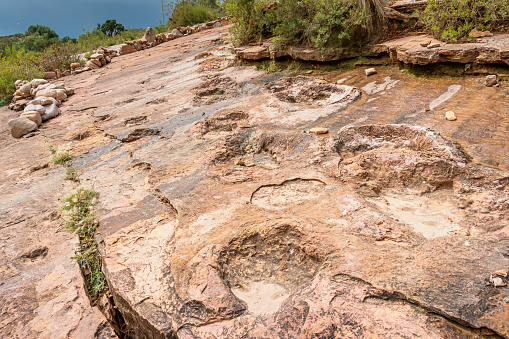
[
  {"x1": 225, "y1": 0, "x2": 387, "y2": 50},
  {"x1": 0, "y1": 48, "x2": 44, "y2": 102},
  {"x1": 168, "y1": 0, "x2": 222, "y2": 28},
  {"x1": 36, "y1": 44, "x2": 81, "y2": 71},
  {"x1": 420, "y1": 0, "x2": 509, "y2": 42},
  {"x1": 51, "y1": 142, "x2": 74, "y2": 164}
]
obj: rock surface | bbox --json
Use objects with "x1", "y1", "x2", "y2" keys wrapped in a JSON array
[{"x1": 2, "y1": 24, "x2": 509, "y2": 339}]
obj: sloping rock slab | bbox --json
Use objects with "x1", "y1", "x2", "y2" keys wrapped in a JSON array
[
  {"x1": 99, "y1": 124, "x2": 508, "y2": 338},
  {"x1": 374, "y1": 34, "x2": 509, "y2": 65}
]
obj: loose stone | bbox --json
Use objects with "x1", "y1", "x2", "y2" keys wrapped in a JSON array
[
  {"x1": 365, "y1": 68, "x2": 377, "y2": 76},
  {"x1": 445, "y1": 111, "x2": 457, "y2": 121}
]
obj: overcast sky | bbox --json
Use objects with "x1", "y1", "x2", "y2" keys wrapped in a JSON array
[{"x1": 0, "y1": 0, "x2": 170, "y2": 38}]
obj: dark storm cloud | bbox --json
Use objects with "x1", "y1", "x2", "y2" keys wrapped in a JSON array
[{"x1": 0, "y1": 0, "x2": 168, "y2": 38}]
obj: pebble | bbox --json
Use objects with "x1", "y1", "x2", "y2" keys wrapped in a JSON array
[
  {"x1": 420, "y1": 40, "x2": 431, "y2": 47},
  {"x1": 365, "y1": 68, "x2": 377, "y2": 76},
  {"x1": 445, "y1": 111, "x2": 457, "y2": 121},
  {"x1": 309, "y1": 127, "x2": 329, "y2": 135}
]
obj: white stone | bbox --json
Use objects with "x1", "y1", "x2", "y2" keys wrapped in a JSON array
[
  {"x1": 365, "y1": 68, "x2": 377, "y2": 76},
  {"x1": 445, "y1": 111, "x2": 457, "y2": 121}
]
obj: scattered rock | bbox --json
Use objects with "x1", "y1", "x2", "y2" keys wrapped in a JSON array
[
  {"x1": 309, "y1": 127, "x2": 328, "y2": 135},
  {"x1": 55, "y1": 89, "x2": 67, "y2": 101},
  {"x1": 485, "y1": 75, "x2": 498, "y2": 87},
  {"x1": 171, "y1": 29, "x2": 183, "y2": 39},
  {"x1": 427, "y1": 42, "x2": 441, "y2": 49},
  {"x1": 89, "y1": 59, "x2": 102, "y2": 67},
  {"x1": 144, "y1": 27, "x2": 156, "y2": 45},
  {"x1": 40, "y1": 104, "x2": 59, "y2": 121},
  {"x1": 420, "y1": 40, "x2": 431, "y2": 47},
  {"x1": 493, "y1": 270, "x2": 508, "y2": 278},
  {"x1": 70, "y1": 63, "x2": 80, "y2": 71},
  {"x1": 469, "y1": 29, "x2": 493, "y2": 38},
  {"x1": 44, "y1": 71, "x2": 57, "y2": 79},
  {"x1": 24, "y1": 104, "x2": 46, "y2": 115},
  {"x1": 490, "y1": 275, "x2": 507, "y2": 287},
  {"x1": 445, "y1": 111, "x2": 457, "y2": 121},
  {"x1": 36, "y1": 89, "x2": 58, "y2": 100},
  {"x1": 20, "y1": 111, "x2": 42, "y2": 126},
  {"x1": 8, "y1": 117, "x2": 38, "y2": 138},
  {"x1": 30, "y1": 79, "x2": 47, "y2": 88},
  {"x1": 365, "y1": 68, "x2": 377, "y2": 76}
]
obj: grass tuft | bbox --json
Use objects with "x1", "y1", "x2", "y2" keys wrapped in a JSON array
[{"x1": 61, "y1": 186, "x2": 105, "y2": 300}]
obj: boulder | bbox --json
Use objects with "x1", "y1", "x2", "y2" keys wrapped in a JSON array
[
  {"x1": 485, "y1": 75, "x2": 498, "y2": 87},
  {"x1": 20, "y1": 111, "x2": 42, "y2": 126},
  {"x1": 44, "y1": 71, "x2": 57, "y2": 79},
  {"x1": 32, "y1": 96, "x2": 58, "y2": 106},
  {"x1": 144, "y1": 27, "x2": 156, "y2": 44},
  {"x1": 36, "y1": 89, "x2": 58, "y2": 100},
  {"x1": 8, "y1": 117, "x2": 38, "y2": 138},
  {"x1": 469, "y1": 28, "x2": 493, "y2": 38},
  {"x1": 171, "y1": 29, "x2": 183, "y2": 39},
  {"x1": 24, "y1": 104, "x2": 46, "y2": 115},
  {"x1": 86, "y1": 60, "x2": 101, "y2": 69},
  {"x1": 19, "y1": 83, "x2": 32, "y2": 97},
  {"x1": 64, "y1": 88, "x2": 75, "y2": 96},
  {"x1": 55, "y1": 89, "x2": 67, "y2": 101},
  {"x1": 30, "y1": 79, "x2": 48, "y2": 88},
  {"x1": 15, "y1": 79, "x2": 23, "y2": 88},
  {"x1": 40, "y1": 104, "x2": 59, "y2": 121},
  {"x1": 213, "y1": 21, "x2": 222, "y2": 28},
  {"x1": 71, "y1": 62, "x2": 81, "y2": 71},
  {"x1": 89, "y1": 59, "x2": 102, "y2": 67},
  {"x1": 109, "y1": 44, "x2": 136, "y2": 55},
  {"x1": 89, "y1": 54, "x2": 104, "y2": 60}
]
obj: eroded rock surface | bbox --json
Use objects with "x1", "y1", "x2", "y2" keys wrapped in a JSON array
[{"x1": 2, "y1": 25, "x2": 509, "y2": 339}]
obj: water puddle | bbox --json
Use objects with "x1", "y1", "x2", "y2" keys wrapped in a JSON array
[
  {"x1": 368, "y1": 192, "x2": 461, "y2": 239},
  {"x1": 231, "y1": 281, "x2": 289, "y2": 316}
]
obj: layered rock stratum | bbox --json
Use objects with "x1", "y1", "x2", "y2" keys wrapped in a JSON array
[{"x1": 1, "y1": 25, "x2": 509, "y2": 338}]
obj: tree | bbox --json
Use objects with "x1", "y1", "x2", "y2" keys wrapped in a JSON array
[
  {"x1": 25, "y1": 25, "x2": 59, "y2": 39},
  {"x1": 98, "y1": 20, "x2": 126, "y2": 36},
  {"x1": 17, "y1": 25, "x2": 59, "y2": 52}
]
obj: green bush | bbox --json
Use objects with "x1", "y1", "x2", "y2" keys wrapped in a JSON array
[
  {"x1": 420, "y1": 0, "x2": 509, "y2": 42},
  {"x1": 168, "y1": 0, "x2": 221, "y2": 28},
  {"x1": 0, "y1": 48, "x2": 44, "y2": 102},
  {"x1": 18, "y1": 25, "x2": 60, "y2": 52},
  {"x1": 225, "y1": 0, "x2": 386, "y2": 50}
]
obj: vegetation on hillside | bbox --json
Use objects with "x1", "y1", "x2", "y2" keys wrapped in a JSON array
[
  {"x1": 168, "y1": 0, "x2": 223, "y2": 28},
  {"x1": 0, "y1": 21, "x2": 144, "y2": 104},
  {"x1": 420, "y1": 0, "x2": 509, "y2": 42},
  {"x1": 224, "y1": 0, "x2": 387, "y2": 50}
]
